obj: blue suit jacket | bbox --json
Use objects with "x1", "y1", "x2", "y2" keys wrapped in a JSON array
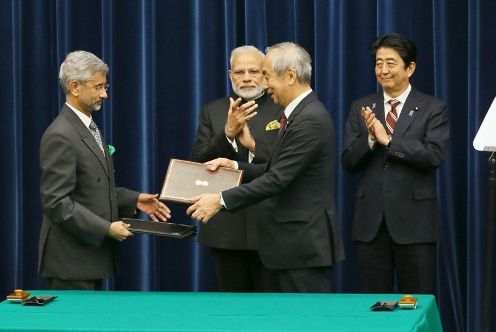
[{"x1": 342, "y1": 88, "x2": 450, "y2": 243}]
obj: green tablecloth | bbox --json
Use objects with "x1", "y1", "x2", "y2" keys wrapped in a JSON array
[{"x1": 0, "y1": 291, "x2": 443, "y2": 331}]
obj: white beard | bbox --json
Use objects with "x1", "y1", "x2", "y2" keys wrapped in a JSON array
[{"x1": 232, "y1": 84, "x2": 265, "y2": 100}]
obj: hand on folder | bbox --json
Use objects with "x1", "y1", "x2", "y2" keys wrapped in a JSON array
[
  {"x1": 186, "y1": 158, "x2": 237, "y2": 222},
  {"x1": 204, "y1": 158, "x2": 237, "y2": 171},
  {"x1": 137, "y1": 193, "x2": 171, "y2": 222},
  {"x1": 187, "y1": 193, "x2": 222, "y2": 224},
  {"x1": 108, "y1": 221, "x2": 133, "y2": 242}
]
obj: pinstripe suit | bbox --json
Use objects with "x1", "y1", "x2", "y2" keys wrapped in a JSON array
[
  {"x1": 39, "y1": 105, "x2": 139, "y2": 282},
  {"x1": 342, "y1": 88, "x2": 449, "y2": 293}
]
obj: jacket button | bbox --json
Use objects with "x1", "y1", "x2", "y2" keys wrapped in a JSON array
[{"x1": 97, "y1": 178, "x2": 101, "y2": 183}]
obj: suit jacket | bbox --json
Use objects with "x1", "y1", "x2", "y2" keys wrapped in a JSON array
[
  {"x1": 342, "y1": 88, "x2": 450, "y2": 244},
  {"x1": 222, "y1": 92, "x2": 345, "y2": 269},
  {"x1": 191, "y1": 93, "x2": 282, "y2": 249},
  {"x1": 38, "y1": 105, "x2": 139, "y2": 280}
]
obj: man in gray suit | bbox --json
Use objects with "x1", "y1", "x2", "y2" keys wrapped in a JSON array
[
  {"x1": 342, "y1": 33, "x2": 450, "y2": 294},
  {"x1": 191, "y1": 46, "x2": 282, "y2": 292},
  {"x1": 187, "y1": 42, "x2": 344, "y2": 293},
  {"x1": 39, "y1": 51, "x2": 171, "y2": 290}
]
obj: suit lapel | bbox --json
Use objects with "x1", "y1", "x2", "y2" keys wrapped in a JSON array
[
  {"x1": 267, "y1": 92, "x2": 316, "y2": 168},
  {"x1": 394, "y1": 89, "x2": 420, "y2": 138},
  {"x1": 61, "y1": 106, "x2": 110, "y2": 178},
  {"x1": 369, "y1": 94, "x2": 386, "y2": 131},
  {"x1": 284, "y1": 92, "x2": 316, "y2": 133}
]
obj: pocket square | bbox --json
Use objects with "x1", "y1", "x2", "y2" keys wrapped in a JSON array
[
  {"x1": 108, "y1": 144, "x2": 116, "y2": 156},
  {"x1": 266, "y1": 120, "x2": 281, "y2": 131}
]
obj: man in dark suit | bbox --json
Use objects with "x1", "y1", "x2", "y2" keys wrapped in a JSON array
[
  {"x1": 191, "y1": 46, "x2": 282, "y2": 292},
  {"x1": 39, "y1": 50, "x2": 171, "y2": 290},
  {"x1": 342, "y1": 33, "x2": 450, "y2": 294},
  {"x1": 187, "y1": 42, "x2": 344, "y2": 293}
]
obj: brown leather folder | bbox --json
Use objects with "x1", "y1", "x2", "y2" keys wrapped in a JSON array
[
  {"x1": 123, "y1": 218, "x2": 196, "y2": 239},
  {"x1": 159, "y1": 159, "x2": 243, "y2": 204}
]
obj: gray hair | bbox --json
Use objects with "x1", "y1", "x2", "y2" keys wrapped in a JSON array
[
  {"x1": 59, "y1": 50, "x2": 108, "y2": 94},
  {"x1": 265, "y1": 42, "x2": 312, "y2": 83},
  {"x1": 230, "y1": 45, "x2": 264, "y2": 67}
]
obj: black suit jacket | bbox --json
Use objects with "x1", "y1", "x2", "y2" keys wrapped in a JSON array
[
  {"x1": 222, "y1": 92, "x2": 345, "y2": 269},
  {"x1": 38, "y1": 105, "x2": 139, "y2": 280},
  {"x1": 342, "y1": 88, "x2": 450, "y2": 243},
  {"x1": 191, "y1": 93, "x2": 282, "y2": 249}
]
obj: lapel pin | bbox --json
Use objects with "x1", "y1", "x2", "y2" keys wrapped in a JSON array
[{"x1": 372, "y1": 103, "x2": 376, "y2": 109}]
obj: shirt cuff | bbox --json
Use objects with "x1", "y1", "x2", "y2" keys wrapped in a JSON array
[
  {"x1": 248, "y1": 150, "x2": 255, "y2": 163},
  {"x1": 226, "y1": 135, "x2": 238, "y2": 152},
  {"x1": 219, "y1": 192, "x2": 227, "y2": 208},
  {"x1": 368, "y1": 136, "x2": 376, "y2": 150}
]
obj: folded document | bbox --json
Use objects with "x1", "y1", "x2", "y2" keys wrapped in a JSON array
[{"x1": 123, "y1": 218, "x2": 196, "y2": 239}]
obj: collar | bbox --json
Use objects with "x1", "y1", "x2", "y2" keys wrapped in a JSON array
[
  {"x1": 383, "y1": 84, "x2": 411, "y2": 106},
  {"x1": 66, "y1": 102, "x2": 92, "y2": 128},
  {"x1": 284, "y1": 89, "x2": 312, "y2": 118}
]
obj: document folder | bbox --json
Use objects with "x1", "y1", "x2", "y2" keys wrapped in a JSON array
[
  {"x1": 123, "y1": 218, "x2": 196, "y2": 239},
  {"x1": 160, "y1": 159, "x2": 243, "y2": 203}
]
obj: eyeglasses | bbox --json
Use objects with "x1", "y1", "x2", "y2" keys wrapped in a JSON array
[
  {"x1": 232, "y1": 69, "x2": 263, "y2": 79},
  {"x1": 81, "y1": 82, "x2": 110, "y2": 92}
]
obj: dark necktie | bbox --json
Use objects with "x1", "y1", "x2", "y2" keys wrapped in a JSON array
[
  {"x1": 278, "y1": 112, "x2": 287, "y2": 135},
  {"x1": 89, "y1": 119, "x2": 105, "y2": 154},
  {"x1": 386, "y1": 99, "x2": 400, "y2": 136}
]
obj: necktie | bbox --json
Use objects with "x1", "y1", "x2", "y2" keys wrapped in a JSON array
[
  {"x1": 278, "y1": 112, "x2": 287, "y2": 135},
  {"x1": 89, "y1": 119, "x2": 105, "y2": 154},
  {"x1": 386, "y1": 99, "x2": 400, "y2": 136}
]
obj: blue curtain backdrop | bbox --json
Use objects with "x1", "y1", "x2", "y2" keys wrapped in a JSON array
[{"x1": 1, "y1": 0, "x2": 495, "y2": 331}]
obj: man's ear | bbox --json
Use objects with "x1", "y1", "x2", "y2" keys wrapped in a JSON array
[
  {"x1": 407, "y1": 62, "x2": 416, "y2": 78},
  {"x1": 69, "y1": 80, "x2": 80, "y2": 96},
  {"x1": 286, "y1": 68, "x2": 297, "y2": 85}
]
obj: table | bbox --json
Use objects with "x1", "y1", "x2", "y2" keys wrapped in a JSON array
[{"x1": 0, "y1": 291, "x2": 443, "y2": 331}]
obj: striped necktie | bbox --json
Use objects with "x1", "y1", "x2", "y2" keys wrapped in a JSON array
[{"x1": 386, "y1": 99, "x2": 400, "y2": 136}]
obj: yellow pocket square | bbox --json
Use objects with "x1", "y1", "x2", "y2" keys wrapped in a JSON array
[{"x1": 266, "y1": 120, "x2": 281, "y2": 131}]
